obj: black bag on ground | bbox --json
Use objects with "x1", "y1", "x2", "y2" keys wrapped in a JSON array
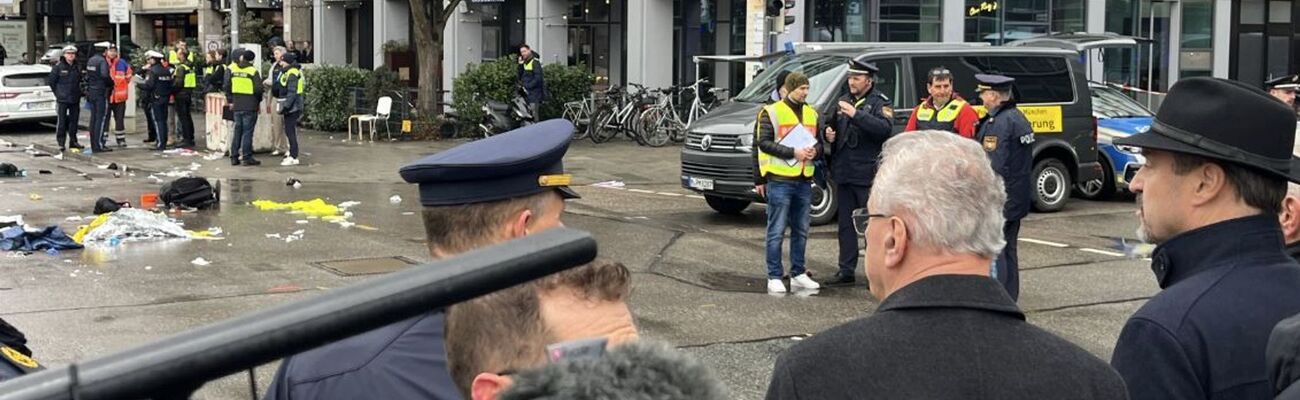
[
  {"x1": 159, "y1": 177, "x2": 218, "y2": 209},
  {"x1": 93, "y1": 197, "x2": 131, "y2": 214}
]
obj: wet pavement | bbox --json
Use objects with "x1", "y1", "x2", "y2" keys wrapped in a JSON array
[{"x1": 1, "y1": 120, "x2": 1156, "y2": 399}]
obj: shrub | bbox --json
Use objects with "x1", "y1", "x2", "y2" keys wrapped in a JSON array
[
  {"x1": 451, "y1": 56, "x2": 594, "y2": 135},
  {"x1": 304, "y1": 65, "x2": 367, "y2": 131},
  {"x1": 364, "y1": 66, "x2": 404, "y2": 114}
]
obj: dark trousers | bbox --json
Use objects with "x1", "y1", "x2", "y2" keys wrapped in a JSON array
[
  {"x1": 54, "y1": 102, "x2": 80, "y2": 148},
  {"x1": 995, "y1": 219, "x2": 1022, "y2": 301},
  {"x1": 143, "y1": 101, "x2": 157, "y2": 142},
  {"x1": 175, "y1": 97, "x2": 194, "y2": 146},
  {"x1": 107, "y1": 102, "x2": 126, "y2": 142},
  {"x1": 87, "y1": 94, "x2": 107, "y2": 150},
  {"x1": 150, "y1": 101, "x2": 169, "y2": 150},
  {"x1": 835, "y1": 183, "x2": 871, "y2": 277},
  {"x1": 231, "y1": 111, "x2": 257, "y2": 161},
  {"x1": 284, "y1": 111, "x2": 300, "y2": 158}
]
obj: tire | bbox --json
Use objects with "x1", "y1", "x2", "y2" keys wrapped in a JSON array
[
  {"x1": 1032, "y1": 158, "x2": 1072, "y2": 212},
  {"x1": 705, "y1": 195, "x2": 750, "y2": 215},
  {"x1": 810, "y1": 179, "x2": 837, "y2": 226},
  {"x1": 590, "y1": 108, "x2": 619, "y2": 144},
  {"x1": 1074, "y1": 153, "x2": 1115, "y2": 200},
  {"x1": 562, "y1": 107, "x2": 589, "y2": 140},
  {"x1": 640, "y1": 108, "x2": 671, "y2": 147}
]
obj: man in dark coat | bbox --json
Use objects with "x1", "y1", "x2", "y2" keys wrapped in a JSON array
[
  {"x1": 140, "y1": 51, "x2": 175, "y2": 151},
  {"x1": 84, "y1": 42, "x2": 113, "y2": 153},
  {"x1": 46, "y1": 46, "x2": 83, "y2": 153},
  {"x1": 1269, "y1": 313, "x2": 1300, "y2": 399},
  {"x1": 516, "y1": 44, "x2": 546, "y2": 122},
  {"x1": 820, "y1": 59, "x2": 893, "y2": 285},
  {"x1": 973, "y1": 74, "x2": 1034, "y2": 301},
  {"x1": 1109, "y1": 77, "x2": 1300, "y2": 400},
  {"x1": 765, "y1": 130, "x2": 1126, "y2": 400}
]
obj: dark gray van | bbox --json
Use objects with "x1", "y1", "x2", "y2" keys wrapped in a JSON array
[{"x1": 680, "y1": 44, "x2": 1102, "y2": 224}]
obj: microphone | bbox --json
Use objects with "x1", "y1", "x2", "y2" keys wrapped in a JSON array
[{"x1": 497, "y1": 340, "x2": 729, "y2": 400}]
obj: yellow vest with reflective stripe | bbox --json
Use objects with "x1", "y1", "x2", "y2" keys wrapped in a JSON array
[
  {"x1": 230, "y1": 65, "x2": 257, "y2": 95},
  {"x1": 279, "y1": 67, "x2": 304, "y2": 94},
  {"x1": 177, "y1": 64, "x2": 197, "y2": 89},
  {"x1": 915, "y1": 98, "x2": 968, "y2": 124},
  {"x1": 523, "y1": 58, "x2": 537, "y2": 71},
  {"x1": 756, "y1": 101, "x2": 817, "y2": 178}
]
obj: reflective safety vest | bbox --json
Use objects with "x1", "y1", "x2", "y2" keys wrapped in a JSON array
[
  {"x1": 230, "y1": 64, "x2": 258, "y2": 95},
  {"x1": 913, "y1": 97, "x2": 970, "y2": 132},
  {"x1": 523, "y1": 58, "x2": 538, "y2": 71},
  {"x1": 107, "y1": 57, "x2": 132, "y2": 104},
  {"x1": 169, "y1": 50, "x2": 196, "y2": 65},
  {"x1": 177, "y1": 64, "x2": 197, "y2": 89},
  {"x1": 756, "y1": 101, "x2": 817, "y2": 178},
  {"x1": 279, "y1": 67, "x2": 304, "y2": 94}
]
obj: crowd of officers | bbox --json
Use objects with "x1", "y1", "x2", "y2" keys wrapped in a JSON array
[{"x1": 44, "y1": 40, "x2": 306, "y2": 166}]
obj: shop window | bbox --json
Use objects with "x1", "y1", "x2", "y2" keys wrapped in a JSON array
[
  {"x1": 913, "y1": 55, "x2": 1075, "y2": 105},
  {"x1": 875, "y1": 0, "x2": 941, "y2": 42}
]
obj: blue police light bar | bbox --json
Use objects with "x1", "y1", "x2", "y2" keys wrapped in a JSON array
[{"x1": 0, "y1": 228, "x2": 598, "y2": 400}]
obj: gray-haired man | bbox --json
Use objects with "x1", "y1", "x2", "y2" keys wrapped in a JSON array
[{"x1": 765, "y1": 131, "x2": 1125, "y2": 399}]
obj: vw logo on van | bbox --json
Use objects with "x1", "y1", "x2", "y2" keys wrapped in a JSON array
[{"x1": 701, "y1": 134, "x2": 714, "y2": 151}]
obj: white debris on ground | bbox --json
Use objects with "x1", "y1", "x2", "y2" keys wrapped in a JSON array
[
  {"x1": 591, "y1": 180, "x2": 626, "y2": 189},
  {"x1": 81, "y1": 208, "x2": 190, "y2": 242},
  {"x1": 191, "y1": 257, "x2": 211, "y2": 266}
]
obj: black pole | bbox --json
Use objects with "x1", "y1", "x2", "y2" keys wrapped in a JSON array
[{"x1": 0, "y1": 228, "x2": 598, "y2": 400}]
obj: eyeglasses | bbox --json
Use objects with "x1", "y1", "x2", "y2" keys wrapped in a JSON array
[
  {"x1": 851, "y1": 208, "x2": 890, "y2": 235},
  {"x1": 929, "y1": 68, "x2": 951, "y2": 76}
]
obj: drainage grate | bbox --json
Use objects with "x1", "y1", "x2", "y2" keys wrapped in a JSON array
[{"x1": 312, "y1": 256, "x2": 420, "y2": 276}]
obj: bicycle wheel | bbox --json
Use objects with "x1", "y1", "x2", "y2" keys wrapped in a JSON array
[
  {"x1": 591, "y1": 108, "x2": 620, "y2": 144},
  {"x1": 640, "y1": 108, "x2": 671, "y2": 147},
  {"x1": 563, "y1": 106, "x2": 590, "y2": 141}
]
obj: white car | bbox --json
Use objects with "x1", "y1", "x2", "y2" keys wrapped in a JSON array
[{"x1": 0, "y1": 65, "x2": 58, "y2": 124}]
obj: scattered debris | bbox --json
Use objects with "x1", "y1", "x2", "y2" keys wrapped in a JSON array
[
  {"x1": 252, "y1": 199, "x2": 342, "y2": 218},
  {"x1": 401, "y1": 211, "x2": 415, "y2": 216},
  {"x1": 74, "y1": 208, "x2": 192, "y2": 243},
  {"x1": 191, "y1": 257, "x2": 211, "y2": 266},
  {"x1": 145, "y1": 266, "x2": 153, "y2": 270},
  {"x1": 27, "y1": 193, "x2": 41, "y2": 201},
  {"x1": 286, "y1": 177, "x2": 302, "y2": 188},
  {"x1": 295, "y1": 220, "x2": 309, "y2": 225},
  {"x1": 338, "y1": 201, "x2": 361, "y2": 209},
  {"x1": 591, "y1": 180, "x2": 626, "y2": 189},
  {"x1": 389, "y1": 195, "x2": 402, "y2": 204}
]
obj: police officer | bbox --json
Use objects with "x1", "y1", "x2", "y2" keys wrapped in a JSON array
[
  {"x1": 904, "y1": 66, "x2": 980, "y2": 138},
  {"x1": 140, "y1": 50, "x2": 175, "y2": 151},
  {"x1": 277, "y1": 53, "x2": 304, "y2": 166},
  {"x1": 1266, "y1": 74, "x2": 1299, "y2": 109},
  {"x1": 973, "y1": 74, "x2": 1033, "y2": 301},
  {"x1": 139, "y1": 55, "x2": 160, "y2": 145},
  {"x1": 85, "y1": 42, "x2": 113, "y2": 153},
  {"x1": 172, "y1": 48, "x2": 197, "y2": 149},
  {"x1": 225, "y1": 49, "x2": 263, "y2": 166},
  {"x1": 822, "y1": 59, "x2": 893, "y2": 285},
  {"x1": 264, "y1": 120, "x2": 583, "y2": 400},
  {"x1": 47, "y1": 45, "x2": 83, "y2": 153},
  {"x1": 1109, "y1": 77, "x2": 1300, "y2": 400}
]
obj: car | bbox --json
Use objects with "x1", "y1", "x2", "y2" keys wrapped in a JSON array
[
  {"x1": 0, "y1": 64, "x2": 58, "y2": 124},
  {"x1": 39, "y1": 41, "x2": 98, "y2": 65},
  {"x1": 681, "y1": 43, "x2": 1104, "y2": 224},
  {"x1": 1075, "y1": 83, "x2": 1150, "y2": 200}
]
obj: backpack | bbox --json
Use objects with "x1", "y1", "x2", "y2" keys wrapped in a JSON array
[{"x1": 159, "y1": 177, "x2": 219, "y2": 209}]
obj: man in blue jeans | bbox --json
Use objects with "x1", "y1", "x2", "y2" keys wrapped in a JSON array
[
  {"x1": 754, "y1": 72, "x2": 821, "y2": 294},
  {"x1": 224, "y1": 49, "x2": 263, "y2": 166}
]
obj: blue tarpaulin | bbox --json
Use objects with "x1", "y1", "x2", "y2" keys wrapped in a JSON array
[{"x1": 0, "y1": 225, "x2": 83, "y2": 252}]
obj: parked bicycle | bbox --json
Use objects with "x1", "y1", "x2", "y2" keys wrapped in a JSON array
[
  {"x1": 638, "y1": 79, "x2": 728, "y2": 147},
  {"x1": 590, "y1": 83, "x2": 653, "y2": 144},
  {"x1": 561, "y1": 93, "x2": 604, "y2": 141}
]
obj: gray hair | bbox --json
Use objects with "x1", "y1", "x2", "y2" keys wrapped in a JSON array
[
  {"x1": 1289, "y1": 182, "x2": 1300, "y2": 199},
  {"x1": 273, "y1": 46, "x2": 287, "y2": 55},
  {"x1": 871, "y1": 130, "x2": 1007, "y2": 258}
]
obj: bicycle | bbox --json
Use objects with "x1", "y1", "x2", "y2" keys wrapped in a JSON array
[
  {"x1": 561, "y1": 93, "x2": 602, "y2": 141},
  {"x1": 637, "y1": 87, "x2": 683, "y2": 147},
  {"x1": 590, "y1": 83, "x2": 650, "y2": 144}
]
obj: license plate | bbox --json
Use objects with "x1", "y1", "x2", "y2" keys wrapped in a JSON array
[
  {"x1": 688, "y1": 177, "x2": 714, "y2": 191},
  {"x1": 22, "y1": 101, "x2": 54, "y2": 111}
]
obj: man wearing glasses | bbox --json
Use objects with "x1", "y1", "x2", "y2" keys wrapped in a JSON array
[
  {"x1": 764, "y1": 131, "x2": 1125, "y2": 399},
  {"x1": 904, "y1": 66, "x2": 980, "y2": 138}
]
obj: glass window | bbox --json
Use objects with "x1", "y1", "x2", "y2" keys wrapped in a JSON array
[
  {"x1": 1236, "y1": 32, "x2": 1266, "y2": 87},
  {"x1": 1268, "y1": 0, "x2": 1291, "y2": 23},
  {"x1": 1242, "y1": 0, "x2": 1266, "y2": 24},
  {"x1": 876, "y1": 0, "x2": 941, "y2": 42},
  {"x1": 733, "y1": 55, "x2": 848, "y2": 104},
  {"x1": 868, "y1": 58, "x2": 902, "y2": 104},
  {"x1": 913, "y1": 55, "x2": 1075, "y2": 105},
  {"x1": 1179, "y1": 0, "x2": 1213, "y2": 76},
  {"x1": 1051, "y1": 0, "x2": 1086, "y2": 33},
  {"x1": 1090, "y1": 86, "x2": 1152, "y2": 118},
  {"x1": 2, "y1": 73, "x2": 47, "y2": 88},
  {"x1": 809, "y1": 0, "x2": 868, "y2": 42}
]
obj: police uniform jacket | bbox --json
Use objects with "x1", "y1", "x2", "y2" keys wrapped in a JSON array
[
  {"x1": 140, "y1": 63, "x2": 175, "y2": 102},
  {"x1": 84, "y1": 53, "x2": 111, "y2": 96},
  {"x1": 766, "y1": 275, "x2": 1127, "y2": 399},
  {"x1": 47, "y1": 59, "x2": 82, "y2": 104},
  {"x1": 264, "y1": 311, "x2": 460, "y2": 400},
  {"x1": 1111, "y1": 215, "x2": 1300, "y2": 400},
  {"x1": 517, "y1": 56, "x2": 546, "y2": 103},
  {"x1": 975, "y1": 104, "x2": 1034, "y2": 220},
  {"x1": 223, "y1": 61, "x2": 263, "y2": 112},
  {"x1": 822, "y1": 88, "x2": 893, "y2": 187},
  {"x1": 280, "y1": 64, "x2": 304, "y2": 115}
]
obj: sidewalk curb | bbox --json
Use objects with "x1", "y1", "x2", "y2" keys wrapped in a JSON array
[{"x1": 29, "y1": 143, "x2": 163, "y2": 176}]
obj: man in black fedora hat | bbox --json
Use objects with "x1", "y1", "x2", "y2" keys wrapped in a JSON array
[{"x1": 1109, "y1": 77, "x2": 1300, "y2": 400}]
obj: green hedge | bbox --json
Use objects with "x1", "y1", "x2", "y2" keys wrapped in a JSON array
[
  {"x1": 304, "y1": 65, "x2": 368, "y2": 131},
  {"x1": 452, "y1": 56, "x2": 594, "y2": 133}
]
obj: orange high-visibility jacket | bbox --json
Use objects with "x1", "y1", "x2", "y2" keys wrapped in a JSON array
[{"x1": 107, "y1": 56, "x2": 133, "y2": 104}]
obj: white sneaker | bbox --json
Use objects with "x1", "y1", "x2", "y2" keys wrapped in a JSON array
[
  {"x1": 280, "y1": 157, "x2": 295, "y2": 166},
  {"x1": 790, "y1": 274, "x2": 821, "y2": 290},
  {"x1": 271, "y1": 150, "x2": 282, "y2": 156},
  {"x1": 290, "y1": 157, "x2": 300, "y2": 165},
  {"x1": 767, "y1": 279, "x2": 787, "y2": 293}
]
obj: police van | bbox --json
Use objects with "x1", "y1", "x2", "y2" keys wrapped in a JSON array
[{"x1": 681, "y1": 43, "x2": 1103, "y2": 224}]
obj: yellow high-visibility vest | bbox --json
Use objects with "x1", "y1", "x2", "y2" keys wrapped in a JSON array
[
  {"x1": 756, "y1": 101, "x2": 817, "y2": 179},
  {"x1": 914, "y1": 98, "x2": 970, "y2": 129},
  {"x1": 279, "y1": 67, "x2": 304, "y2": 94},
  {"x1": 523, "y1": 58, "x2": 537, "y2": 71},
  {"x1": 177, "y1": 64, "x2": 197, "y2": 89},
  {"x1": 230, "y1": 64, "x2": 258, "y2": 95}
]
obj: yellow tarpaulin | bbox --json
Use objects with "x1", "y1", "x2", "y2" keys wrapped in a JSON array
[
  {"x1": 251, "y1": 199, "x2": 341, "y2": 217},
  {"x1": 72, "y1": 214, "x2": 112, "y2": 244}
]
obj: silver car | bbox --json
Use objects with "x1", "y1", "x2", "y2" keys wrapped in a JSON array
[{"x1": 0, "y1": 65, "x2": 58, "y2": 124}]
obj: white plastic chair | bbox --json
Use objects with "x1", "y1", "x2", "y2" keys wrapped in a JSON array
[{"x1": 348, "y1": 96, "x2": 392, "y2": 141}]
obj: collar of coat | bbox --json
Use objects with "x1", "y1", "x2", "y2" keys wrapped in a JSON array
[
  {"x1": 876, "y1": 274, "x2": 1023, "y2": 319},
  {"x1": 1150, "y1": 214, "x2": 1287, "y2": 289}
]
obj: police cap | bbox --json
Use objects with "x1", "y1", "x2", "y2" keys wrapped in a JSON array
[
  {"x1": 1266, "y1": 74, "x2": 1300, "y2": 90},
  {"x1": 399, "y1": 119, "x2": 582, "y2": 206},
  {"x1": 975, "y1": 74, "x2": 1015, "y2": 92},
  {"x1": 145, "y1": 50, "x2": 165, "y2": 59},
  {"x1": 847, "y1": 59, "x2": 878, "y2": 76},
  {"x1": 94, "y1": 41, "x2": 113, "y2": 49},
  {"x1": 61, "y1": 45, "x2": 77, "y2": 53}
]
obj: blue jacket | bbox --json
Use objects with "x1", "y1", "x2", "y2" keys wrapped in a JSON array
[
  {"x1": 975, "y1": 104, "x2": 1034, "y2": 221},
  {"x1": 821, "y1": 88, "x2": 893, "y2": 187},
  {"x1": 1111, "y1": 215, "x2": 1300, "y2": 400},
  {"x1": 47, "y1": 59, "x2": 82, "y2": 104},
  {"x1": 84, "y1": 53, "x2": 111, "y2": 96},
  {"x1": 517, "y1": 57, "x2": 546, "y2": 104},
  {"x1": 264, "y1": 311, "x2": 461, "y2": 400}
]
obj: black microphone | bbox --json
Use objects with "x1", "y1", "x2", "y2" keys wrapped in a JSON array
[{"x1": 498, "y1": 340, "x2": 729, "y2": 400}]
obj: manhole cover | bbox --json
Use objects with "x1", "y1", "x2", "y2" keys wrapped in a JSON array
[{"x1": 313, "y1": 256, "x2": 420, "y2": 276}]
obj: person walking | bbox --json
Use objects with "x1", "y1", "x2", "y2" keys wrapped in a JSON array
[
  {"x1": 277, "y1": 53, "x2": 304, "y2": 166},
  {"x1": 973, "y1": 74, "x2": 1034, "y2": 301},
  {"x1": 171, "y1": 49, "x2": 197, "y2": 149},
  {"x1": 904, "y1": 66, "x2": 980, "y2": 138},
  {"x1": 517, "y1": 44, "x2": 546, "y2": 122},
  {"x1": 225, "y1": 49, "x2": 263, "y2": 166},
  {"x1": 84, "y1": 42, "x2": 113, "y2": 153},
  {"x1": 755, "y1": 71, "x2": 821, "y2": 294},
  {"x1": 821, "y1": 59, "x2": 893, "y2": 285},
  {"x1": 765, "y1": 131, "x2": 1127, "y2": 400},
  {"x1": 47, "y1": 46, "x2": 83, "y2": 154},
  {"x1": 1108, "y1": 77, "x2": 1300, "y2": 400},
  {"x1": 105, "y1": 45, "x2": 132, "y2": 148}
]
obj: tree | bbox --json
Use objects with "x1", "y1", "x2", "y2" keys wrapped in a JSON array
[{"x1": 407, "y1": 0, "x2": 462, "y2": 114}]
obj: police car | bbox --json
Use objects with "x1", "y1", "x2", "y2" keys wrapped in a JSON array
[
  {"x1": 0, "y1": 65, "x2": 58, "y2": 124},
  {"x1": 1074, "y1": 83, "x2": 1150, "y2": 200}
]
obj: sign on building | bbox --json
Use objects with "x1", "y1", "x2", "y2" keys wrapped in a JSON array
[
  {"x1": 0, "y1": 20, "x2": 27, "y2": 66},
  {"x1": 109, "y1": 0, "x2": 130, "y2": 24}
]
